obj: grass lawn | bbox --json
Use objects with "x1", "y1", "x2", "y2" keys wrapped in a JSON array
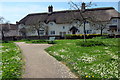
[
  {"x1": 11, "y1": 39, "x2": 50, "y2": 44},
  {"x1": 45, "y1": 38, "x2": 119, "y2": 79},
  {"x1": 1, "y1": 42, "x2": 23, "y2": 79},
  {"x1": 0, "y1": 44, "x2": 2, "y2": 79}
]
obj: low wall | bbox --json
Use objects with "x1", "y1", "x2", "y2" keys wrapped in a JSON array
[
  {"x1": 2, "y1": 35, "x2": 61, "y2": 41},
  {"x1": 2, "y1": 35, "x2": 120, "y2": 41}
]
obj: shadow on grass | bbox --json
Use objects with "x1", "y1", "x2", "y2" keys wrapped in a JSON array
[{"x1": 76, "y1": 41, "x2": 106, "y2": 47}]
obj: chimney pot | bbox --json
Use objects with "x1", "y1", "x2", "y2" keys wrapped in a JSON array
[
  {"x1": 81, "y1": 2, "x2": 86, "y2": 11},
  {"x1": 48, "y1": 5, "x2": 53, "y2": 12}
]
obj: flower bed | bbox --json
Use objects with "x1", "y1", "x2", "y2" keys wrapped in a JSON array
[
  {"x1": 46, "y1": 38, "x2": 119, "y2": 79},
  {"x1": 65, "y1": 34, "x2": 108, "y2": 39},
  {"x1": 2, "y1": 42, "x2": 23, "y2": 79}
]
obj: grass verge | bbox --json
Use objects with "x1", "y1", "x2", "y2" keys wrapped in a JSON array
[{"x1": 45, "y1": 38, "x2": 119, "y2": 79}]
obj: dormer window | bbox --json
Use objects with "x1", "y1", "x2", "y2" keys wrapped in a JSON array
[
  {"x1": 112, "y1": 19, "x2": 117, "y2": 23},
  {"x1": 50, "y1": 22, "x2": 53, "y2": 25}
]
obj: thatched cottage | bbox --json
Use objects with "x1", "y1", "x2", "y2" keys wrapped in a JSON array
[
  {"x1": 0, "y1": 24, "x2": 18, "y2": 38},
  {"x1": 18, "y1": 3, "x2": 120, "y2": 37}
]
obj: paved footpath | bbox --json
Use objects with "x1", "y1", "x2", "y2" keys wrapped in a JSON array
[{"x1": 15, "y1": 42, "x2": 77, "y2": 78}]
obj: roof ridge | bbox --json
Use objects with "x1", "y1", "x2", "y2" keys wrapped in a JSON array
[{"x1": 27, "y1": 7, "x2": 115, "y2": 16}]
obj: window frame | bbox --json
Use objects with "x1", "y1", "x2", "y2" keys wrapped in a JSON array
[
  {"x1": 50, "y1": 31, "x2": 55, "y2": 35},
  {"x1": 112, "y1": 19, "x2": 117, "y2": 23},
  {"x1": 39, "y1": 30, "x2": 44, "y2": 35}
]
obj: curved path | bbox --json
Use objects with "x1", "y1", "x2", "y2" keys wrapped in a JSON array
[{"x1": 15, "y1": 42, "x2": 77, "y2": 78}]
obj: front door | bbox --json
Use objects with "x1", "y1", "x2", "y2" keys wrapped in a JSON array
[
  {"x1": 70, "y1": 26, "x2": 78, "y2": 34},
  {"x1": 72, "y1": 30, "x2": 76, "y2": 34},
  {"x1": 60, "y1": 32, "x2": 66, "y2": 37}
]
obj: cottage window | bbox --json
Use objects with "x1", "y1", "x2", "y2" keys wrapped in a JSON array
[
  {"x1": 50, "y1": 23, "x2": 53, "y2": 25},
  {"x1": 118, "y1": 29, "x2": 120, "y2": 32},
  {"x1": 50, "y1": 31, "x2": 55, "y2": 35},
  {"x1": 85, "y1": 21, "x2": 89, "y2": 24},
  {"x1": 112, "y1": 19, "x2": 117, "y2": 23},
  {"x1": 63, "y1": 26, "x2": 65, "y2": 29},
  {"x1": 78, "y1": 30, "x2": 80, "y2": 32},
  {"x1": 39, "y1": 30, "x2": 44, "y2": 35},
  {"x1": 86, "y1": 30, "x2": 92, "y2": 34},
  {"x1": 60, "y1": 32, "x2": 62, "y2": 36},
  {"x1": 59, "y1": 32, "x2": 66, "y2": 37}
]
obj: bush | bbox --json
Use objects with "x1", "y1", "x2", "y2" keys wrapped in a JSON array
[
  {"x1": 27, "y1": 40, "x2": 48, "y2": 44},
  {"x1": 65, "y1": 34, "x2": 108, "y2": 39},
  {"x1": 20, "y1": 39, "x2": 31, "y2": 41},
  {"x1": 47, "y1": 41, "x2": 56, "y2": 44},
  {"x1": 0, "y1": 40, "x2": 9, "y2": 43},
  {"x1": 76, "y1": 41, "x2": 105, "y2": 47},
  {"x1": 93, "y1": 36, "x2": 108, "y2": 39}
]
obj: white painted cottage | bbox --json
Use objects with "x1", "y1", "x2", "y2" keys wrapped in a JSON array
[{"x1": 17, "y1": 3, "x2": 120, "y2": 37}]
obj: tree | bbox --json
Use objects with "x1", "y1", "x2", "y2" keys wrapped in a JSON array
[
  {"x1": 88, "y1": 15, "x2": 109, "y2": 36},
  {"x1": 29, "y1": 22, "x2": 48, "y2": 39},
  {"x1": 68, "y1": 1, "x2": 96, "y2": 42},
  {"x1": 19, "y1": 27, "x2": 27, "y2": 38},
  {"x1": 0, "y1": 17, "x2": 10, "y2": 40},
  {"x1": 94, "y1": 21, "x2": 109, "y2": 36}
]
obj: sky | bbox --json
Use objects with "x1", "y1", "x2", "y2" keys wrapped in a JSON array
[{"x1": 0, "y1": 0, "x2": 120, "y2": 24}]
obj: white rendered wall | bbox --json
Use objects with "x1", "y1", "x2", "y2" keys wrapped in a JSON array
[{"x1": 18, "y1": 18, "x2": 120, "y2": 36}]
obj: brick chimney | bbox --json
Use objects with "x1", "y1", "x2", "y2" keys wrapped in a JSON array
[
  {"x1": 48, "y1": 5, "x2": 53, "y2": 12},
  {"x1": 81, "y1": 2, "x2": 86, "y2": 11}
]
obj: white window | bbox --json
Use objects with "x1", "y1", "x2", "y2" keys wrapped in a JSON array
[
  {"x1": 112, "y1": 19, "x2": 117, "y2": 23},
  {"x1": 50, "y1": 22, "x2": 53, "y2": 25},
  {"x1": 63, "y1": 26, "x2": 65, "y2": 29},
  {"x1": 118, "y1": 29, "x2": 120, "y2": 32},
  {"x1": 39, "y1": 30, "x2": 44, "y2": 35},
  {"x1": 85, "y1": 21, "x2": 89, "y2": 24},
  {"x1": 86, "y1": 30, "x2": 92, "y2": 34},
  {"x1": 59, "y1": 32, "x2": 66, "y2": 37},
  {"x1": 50, "y1": 31, "x2": 55, "y2": 35},
  {"x1": 77, "y1": 30, "x2": 80, "y2": 32}
]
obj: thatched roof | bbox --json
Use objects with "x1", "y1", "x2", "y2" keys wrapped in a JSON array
[
  {"x1": 18, "y1": 7, "x2": 120, "y2": 25},
  {"x1": 0, "y1": 24, "x2": 17, "y2": 30}
]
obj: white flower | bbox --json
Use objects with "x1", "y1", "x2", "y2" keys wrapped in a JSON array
[{"x1": 104, "y1": 47, "x2": 109, "y2": 49}]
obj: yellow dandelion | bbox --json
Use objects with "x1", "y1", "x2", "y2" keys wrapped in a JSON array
[
  {"x1": 92, "y1": 75, "x2": 94, "y2": 77},
  {"x1": 86, "y1": 75, "x2": 88, "y2": 78},
  {"x1": 10, "y1": 69, "x2": 14, "y2": 71}
]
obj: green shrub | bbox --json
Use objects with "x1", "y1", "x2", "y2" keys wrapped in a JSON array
[
  {"x1": 0, "y1": 40, "x2": 9, "y2": 43},
  {"x1": 93, "y1": 36, "x2": 108, "y2": 39},
  {"x1": 28, "y1": 40, "x2": 48, "y2": 44},
  {"x1": 47, "y1": 41, "x2": 56, "y2": 44},
  {"x1": 65, "y1": 34, "x2": 107, "y2": 39},
  {"x1": 76, "y1": 41, "x2": 105, "y2": 47},
  {"x1": 20, "y1": 39, "x2": 31, "y2": 41}
]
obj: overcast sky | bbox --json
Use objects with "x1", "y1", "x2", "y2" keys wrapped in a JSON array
[{"x1": 0, "y1": 0, "x2": 120, "y2": 24}]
